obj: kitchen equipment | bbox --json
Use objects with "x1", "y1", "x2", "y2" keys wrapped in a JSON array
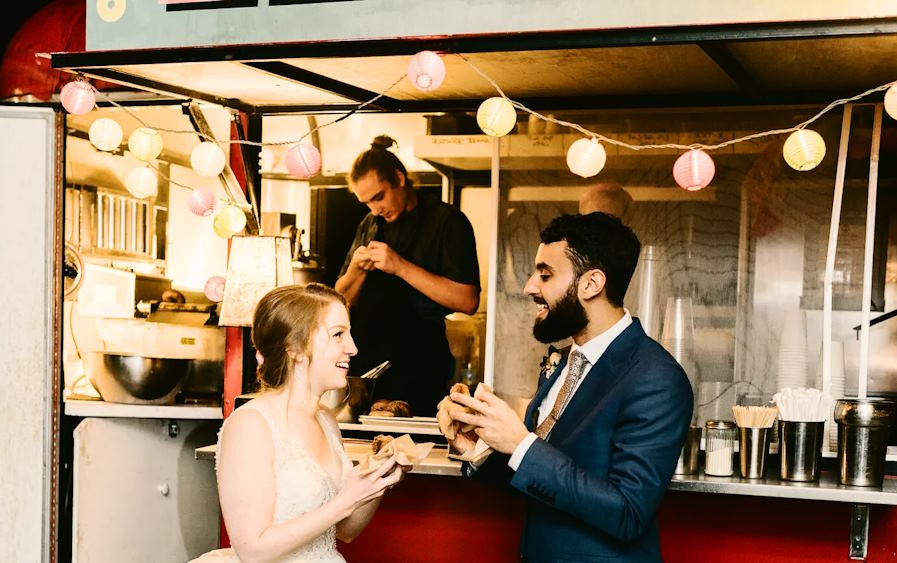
[
  {"x1": 779, "y1": 420, "x2": 824, "y2": 482},
  {"x1": 834, "y1": 398, "x2": 896, "y2": 487},
  {"x1": 738, "y1": 427, "x2": 771, "y2": 479},
  {"x1": 84, "y1": 352, "x2": 189, "y2": 404},
  {"x1": 704, "y1": 419, "x2": 736, "y2": 476},
  {"x1": 74, "y1": 264, "x2": 225, "y2": 405},
  {"x1": 674, "y1": 426, "x2": 702, "y2": 475}
]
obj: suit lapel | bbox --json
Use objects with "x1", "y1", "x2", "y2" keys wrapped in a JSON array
[
  {"x1": 525, "y1": 346, "x2": 570, "y2": 430},
  {"x1": 549, "y1": 319, "x2": 647, "y2": 441}
]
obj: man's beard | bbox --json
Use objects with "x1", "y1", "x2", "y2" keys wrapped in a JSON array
[{"x1": 533, "y1": 281, "x2": 588, "y2": 343}]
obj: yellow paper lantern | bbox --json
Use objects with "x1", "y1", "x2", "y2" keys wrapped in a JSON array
[
  {"x1": 476, "y1": 97, "x2": 517, "y2": 137},
  {"x1": 128, "y1": 127, "x2": 163, "y2": 162},
  {"x1": 213, "y1": 206, "x2": 247, "y2": 239},
  {"x1": 783, "y1": 129, "x2": 826, "y2": 171},
  {"x1": 125, "y1": 166, "x2": 158, "y2": 199},
  {"x1": 566, "y1": 138, "x2": 607, "y2": 178},
  {"x1": 190, "y1": 142, "x2": 226, "y2": 177},
  {"x1": 88, "y1": 117, "x2": 123, "y2": 151},
  {"x1": 885, "y1": 84, "x2": 897, "y2": 121}
]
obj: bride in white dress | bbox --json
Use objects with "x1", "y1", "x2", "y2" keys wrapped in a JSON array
[{"x1": 192, "y1": 284, "x2": 402, "y2": 563}]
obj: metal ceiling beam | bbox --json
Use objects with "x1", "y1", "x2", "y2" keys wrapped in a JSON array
[
  {"x1": 51, "y1": 17, "x2": 897, "y2": 68},
  {"x1": 697, "y1": 42, "x2": 762, "y2": 100},
  {"x1": 65, "y1": 68, "x2": 257, "y2": 114},
  {"x1": 241, "y1": 61, "x2": 401, "y2": 111},
  {"x1": 251, "y1": 89, "x2": 886, "y2": 114}
]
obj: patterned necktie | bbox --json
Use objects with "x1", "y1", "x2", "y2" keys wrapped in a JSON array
[{"x1": 535, "y1": 350, "x2": 588, "y2": 439}]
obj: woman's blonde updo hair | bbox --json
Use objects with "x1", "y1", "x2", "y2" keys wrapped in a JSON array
[
  {"x1": 349, "y1": 134, "x2": 414, "y2": 190},
  {"x1": 251, "y1": 283, "x2": 347, "y2": 391}
]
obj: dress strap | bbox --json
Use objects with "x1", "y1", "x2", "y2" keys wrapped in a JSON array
[{"x1": 239, "y1": 401, "x2": 280, "y2": 444}]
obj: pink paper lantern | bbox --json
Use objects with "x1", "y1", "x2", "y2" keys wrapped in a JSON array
[
  {"x1": 285, "y1": 143, "x2": 322, "y2": 179},
  {"x1": 188, "y1": 188, "x2": 217, "y2": 217},
  {"x1": 204, "y1": 276, "x2": 226, "y2": 303},
  {"x1": 673, "y1": 149, "x2": 715, "y2": 191},
  {"x1": 60, "y1": 81, "x2": 96, "y2": 115},
  {"x1": 408, "y1": 50, "x2": 446, "y2": 92}
]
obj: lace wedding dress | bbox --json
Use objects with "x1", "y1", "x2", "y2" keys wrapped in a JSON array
[{"x1": 191, "y1": 400, "x2": 352, "y2": 562}]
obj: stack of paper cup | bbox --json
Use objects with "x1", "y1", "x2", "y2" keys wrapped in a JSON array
[
  {"x1": 816, "y1": 341, "x2": 845, "y2": 450},
  {"x1": 777, "y1": 310, "x2": 808, "y2": 391}
]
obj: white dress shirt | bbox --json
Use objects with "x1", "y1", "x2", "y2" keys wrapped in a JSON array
[{"x1": 508, "y1": 310, "x2": 633, "y2": 470}]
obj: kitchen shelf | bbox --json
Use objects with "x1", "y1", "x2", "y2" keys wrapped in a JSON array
[
  {"x1": 338, "y1": 421, "x2": 444, "y2": 436},
  {"x1": 670, "y1": 470, "x2": 897, "y2": 505},
  {"x1": 65, "y1": 399, "x2": 223, "y2": 420}
]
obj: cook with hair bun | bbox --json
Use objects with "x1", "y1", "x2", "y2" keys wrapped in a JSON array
[{"x1": 335, "y1": 135, "x2": 481, "y2": 415}]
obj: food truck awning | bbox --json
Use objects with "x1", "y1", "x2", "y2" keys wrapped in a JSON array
[{"x1": 50, "y1": 17, "x2": 897, "y2": 114}]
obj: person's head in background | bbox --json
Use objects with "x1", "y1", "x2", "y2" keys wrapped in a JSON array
[
  {"x1": 578, "y1": 180, "x2": 633, "y2": 220},
  {"x1": 349, "y1": 135, "x2": 416, "y2": 223},
  {"x1": 252, "y1": 283, "x2": 356, "y2": 397}
]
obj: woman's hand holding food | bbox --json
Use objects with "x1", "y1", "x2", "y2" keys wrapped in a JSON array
[{"x1": 335, "y1": 456, "x2": 402, "y2": 517}]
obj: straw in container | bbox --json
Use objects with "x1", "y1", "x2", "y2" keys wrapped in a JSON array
[{"x1": 772, "y1": 387, "x2": 834, "y2": 422}]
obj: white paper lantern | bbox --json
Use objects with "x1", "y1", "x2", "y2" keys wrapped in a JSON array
[
  {"x1": 88, "y1": 118, "x2": 123, "y2": 151},
  {"x1": 125, "y1": 166, "x2": 158, "y2": 199},
  {"x1": 476, "y1": 97, "x2": 517, "y2": 137},
  {"x1": 566, "y1": 138, "x2": 607, "y2": 178},
  {"x1": 782, "y1": 129, "x2": 826, "y2": 171},
  {"x1": 213, "y1": 206, "x2": 247, "y2": 239},
  {"x1": 885, "y1": 84, "x2": 897, "y2": 121},
  {"x1": 190, "y1": 142, "x2": 226, "y2": 177},
  {"x1": 128, "y1": 127, "x2": 163, "y2": 162}
]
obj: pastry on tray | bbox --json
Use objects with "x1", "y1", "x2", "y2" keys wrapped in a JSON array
[{"x1": 368, "y1": 399, "x2": 412, "y2": 418}]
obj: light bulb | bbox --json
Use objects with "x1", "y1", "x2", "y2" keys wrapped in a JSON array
[
  {"x1": 125, "y1": 166, "x2": 158, "y2": 199},
  {"x1": 128, "y1": 127, "x2": 163, "y2": 162},
  {"x1": 783, "y1": 129, "x2": 826, "y2": 171},
  {"x1": 190, "y1": 142, "x2": 226, "y2": 177},
  {"x1": 88, "y1": 117, "x2": 122, "y2": 151},
  {"x1": 885, "y1": 84, "x2": 897, "y2": 121},
  {"x1": 673, "y1": 149, "x2": 715, "y2": 191},
  {"x1": 408, "y1": 51, "x2": 446, "y2": 92},
  {"x1": 476, "y1": 97, "x2": 517, "y2": 137},
  {"x1": 566, "y1": 138, "x2": 607, "y2": 178}
]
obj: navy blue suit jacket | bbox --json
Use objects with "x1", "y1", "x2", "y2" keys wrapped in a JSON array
[{"x1": 472, "y1": 319, "x2": 693, "y2": 562}]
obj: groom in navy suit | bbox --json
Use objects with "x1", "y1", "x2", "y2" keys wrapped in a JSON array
[{"x1": 449, "y1": 212, "x2": 693, "y2": 562}]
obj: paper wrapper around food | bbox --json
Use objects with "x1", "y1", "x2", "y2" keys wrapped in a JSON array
[
  {"x1": 448, "y1": 438, "x2": 493, "y2": 464},
  {"x1": 357, "y1": 434, "x2": 434, "y2": 476}
]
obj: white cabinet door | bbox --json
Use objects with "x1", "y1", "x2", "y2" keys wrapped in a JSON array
[{"x1": 73, "y1": 418, "x2": 220, "y2": 563}]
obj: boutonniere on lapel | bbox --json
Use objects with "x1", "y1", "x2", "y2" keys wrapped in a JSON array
[{"x1": 539, "y1": 345, "x2": 563, "y2": 379}]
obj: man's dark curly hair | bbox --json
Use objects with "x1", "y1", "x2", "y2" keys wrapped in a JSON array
[{"x1": 539, "y1": 212, "x2": 641, "y2": 307}]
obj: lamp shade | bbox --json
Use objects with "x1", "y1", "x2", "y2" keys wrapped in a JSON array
[
  {"x1": 219, "y1": 235, "x2": 294, "y2": 326},
  {"x1": 213, "y1": 205, "x2": 247, "y2": 239},
  {"x1": 566, "y1": 138, "x2": 607, "y2": 178},
  {"x1": 476, "y1": 97, "x2": 517, "y2": 137},
  {"x1": 673, "y1": 149, "x2": 715, "y2": 191},
  {"x1": 783, "y1": 129, "x2": 826, "y2": 171},
  {"x1": 285, "y1": 142, "x2": 322, "y2": 179},
  {"x1": 124, "y1": 166, "x2": 158, "y2": 199},
  {"x1": 128, "y1": 127, "x2": 163, "y2": 162},
  {"x1": 88, "y1": 117, "x2": 123, "y2": 151},
  {"x1": 190, "y1": 141, "x2": 226, "y2": 177},
  {"x1": 408, "y1": 50, "x2": 446, "y2": 92},
  {"x1": 60, "y1": 80, "x2": 95, "y2": 115},
  {"x1": 203, "y1": 275, "x2": 226, "y2": 303},
  {"x1": 188, "y1": 187, "x2": 217, "y2": 217}
]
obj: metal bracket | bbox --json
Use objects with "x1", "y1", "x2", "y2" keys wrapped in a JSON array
[
  {"x1": 849, "y1": 503, "x2": 869, "y2": 560},
  {"x1": 184, "y1": 102, "x2": 260, "y2": 234}
]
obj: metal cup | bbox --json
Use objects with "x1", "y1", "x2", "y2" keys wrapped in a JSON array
[
  {"x1": 779, "y1": 420, "x2": 824, "y2": 482},
  {"x1": 739, "y1": 427, "x2": 771, "y2": 479},
  {"x1": 675, "y1": 426, "x2": 702, "y2": 475},
  {"x1": 834, "y1": 399, "x2": 896, "y2": 487}
]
